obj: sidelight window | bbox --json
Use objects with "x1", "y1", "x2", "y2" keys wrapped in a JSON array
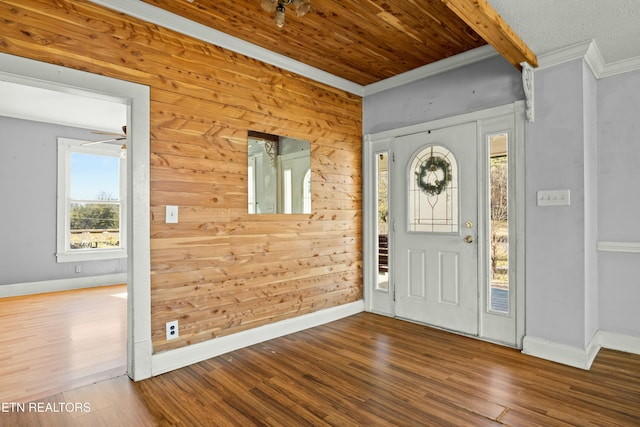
[
  {"x1": 488, "y1": 132, "x2": 509, "y2": 313},
  {"x1": 376, "y1": 152, "x2": 390, "y2": 291}
]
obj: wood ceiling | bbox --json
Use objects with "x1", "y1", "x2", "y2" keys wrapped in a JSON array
[{"x1": 143, "y1": 0, "x2": 537, "y2": 86}]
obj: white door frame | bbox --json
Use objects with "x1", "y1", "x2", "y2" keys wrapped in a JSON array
[
  {"x1": 363, "y1": 102, "x2": 526, "y2": 348},
  {"x1": 0, "y1": 52, "x2": 153, "y2": 380}
]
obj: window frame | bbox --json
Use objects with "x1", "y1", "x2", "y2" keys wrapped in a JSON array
[{"x1": 56, "y1": 137, "x2": 127, "y2": 262}]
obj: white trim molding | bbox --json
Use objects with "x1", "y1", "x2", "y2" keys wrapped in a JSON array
[
  {"x1": 363, "y1": 45, "x2": 499, "y2": 96},
  {"x1": 523, "y1": 330, "x2": 640, "y2": 370},
  {"x1": 598, "y1": 331, "x2": 640, "y2": 355},
  {"x1": 0, "y1": 273, "x2": 127, "y2": 298},
  {"x1": 537, "y1": 40, "x2": 596, "y2": 71},
  {"x1": 538, "y1": 40, "x2": 640, "y2": 79},
  {"x1": 522, "y1": 335, "x2": 601, "y2": 370},
  {"x1": 597, "y1": 241, "x2": 640, "y2": 254},
  {"x1": 598, "y1": 56, "x2": 640, "y2": 79},
  {"x1": 152, "y1": 300, "x2": 364, "y2": 376}
]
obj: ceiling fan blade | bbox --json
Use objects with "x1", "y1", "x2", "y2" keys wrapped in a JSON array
[
  {"x1": 92, "y1": 131, "x2": 122, "y2": 136},
  {"x1": 91, "y1": 125, "x2": 127, "y2": 137},
  {"x1": 261, "y1": 0, "x2": 277, "y2": 13},
  {"x1": 82, "y1": 136, "x2": 126, "y2": 146},
  {"x1": 296, "y1": 3, "x2": 310, "y2": 17}
]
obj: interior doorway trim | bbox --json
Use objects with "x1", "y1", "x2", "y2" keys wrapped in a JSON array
[{"x1": 0, "y1": 52, "x2": 153, "y2": 380}]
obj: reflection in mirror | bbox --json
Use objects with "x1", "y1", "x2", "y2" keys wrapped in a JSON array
[{"x1": 248, "y1": 131, "x2": 311, "y2": 214}]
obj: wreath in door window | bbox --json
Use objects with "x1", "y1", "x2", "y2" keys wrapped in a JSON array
[{"x1": 416, "y1": 155, "x2": 452, "y2": 196}]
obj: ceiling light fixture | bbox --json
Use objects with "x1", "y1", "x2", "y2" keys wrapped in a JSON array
[{"x1": 261, "y1": 0, "x2": 311, "y2": 28}]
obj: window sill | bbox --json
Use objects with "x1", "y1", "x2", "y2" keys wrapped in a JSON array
[{"x1": 56, "y1": 248, "x2": 127, "y2": 263}]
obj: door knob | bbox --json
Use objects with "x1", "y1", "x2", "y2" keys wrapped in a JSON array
[{"x1": 464, "y1": 235, "x2": 473, "y2": 243}]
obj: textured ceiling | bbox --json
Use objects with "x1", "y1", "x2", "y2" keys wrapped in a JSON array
[{"x1": 488, "y1": 0, "x2": 640, "y2": 63}]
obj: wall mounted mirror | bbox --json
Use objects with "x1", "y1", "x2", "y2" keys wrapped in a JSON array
[{"x1": 248, "y1": 131, "x2": 311, "y2": 214}]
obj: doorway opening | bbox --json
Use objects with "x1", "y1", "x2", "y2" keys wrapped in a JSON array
[
  {"x1": 0, "y1": 52, "x2": 152, "y2": 382},
  {"x1": 0, "y1": 87, "x2": 128, "y2": 401}
]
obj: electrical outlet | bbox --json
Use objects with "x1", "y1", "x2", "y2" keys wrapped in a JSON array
[{"x1": 166, "y1": 320, "x2": 179, "y2": 340}]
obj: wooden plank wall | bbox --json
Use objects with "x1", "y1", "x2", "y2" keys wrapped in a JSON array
[{"x1": 0, "y1": 0, "x2": 363, "y2": 353}]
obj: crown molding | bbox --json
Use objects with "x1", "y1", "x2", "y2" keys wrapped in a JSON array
[
  {"x1": 584, "y1": 41, "x2": 606, "y2": 77},
  {"x1": 538, "y1": 40, "x2": 640, "y2": 79},
  {"x1": 537, "y1": 40, "x2": 594, "y2": 70},
  {"x1": 88, "y1": 0, "x2": 364, "y2": 96},
  {"x1": 597, "y1": 55, "x2": 640, "y2": 79},
  {"x1": 363, "y1": 45, "x2": 499, "y2": 96}
]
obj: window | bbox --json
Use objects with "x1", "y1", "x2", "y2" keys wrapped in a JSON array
[
  {"x1": 408, "y1": 145, "x2": 458, "y2": 233},
  {"x1": 56, "y1": 138, "x2": 126, "y2": 262},
  {"x1": 283, "y1": 168, "x2": 293, "y2": 214},
  {"x1": 303, "y1": 169, "x2": 311, "y2": 214},
  {"x1": 488, "y1": 132, "x2": 509, "y2": 313},
  {"x1": 376, "y1": 152, "x2": 389, "y2": 291},
  {"x1": 248, "y1": 156, "x2": 256, "y2": 213}
]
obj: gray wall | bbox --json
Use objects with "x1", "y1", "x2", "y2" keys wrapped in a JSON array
[
  {"x1": 525, "y1": 60, "x2": 592, "y2": 349},
  {"x1": 363, "y1": 55, "x2": 524, "y2": 134},
  {"x1": 597, "y1": 70, "x2": 640, "y2": 337},
  {"x1": 0, "y1": 116, "x2": 127, "y2": 286},
  {"x1": 363, "y1": 54, "x2": 640, "y2": 350}
]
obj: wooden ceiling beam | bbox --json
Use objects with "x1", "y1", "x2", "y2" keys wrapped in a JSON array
[{"x1": 440, "y1": 0, "x2": 538, "y2": 68}]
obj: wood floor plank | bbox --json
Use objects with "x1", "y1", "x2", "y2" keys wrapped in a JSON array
[
  {"x1": 1, "y1": 312, "x2": 639, "y2": 425},
  {"x1": 0, "y1": 285, "x2": 127, "y2": 403}
]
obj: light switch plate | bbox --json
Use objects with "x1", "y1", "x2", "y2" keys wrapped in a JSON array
[
  {"x1": 166, "y1": 205, "x2": 179, "y2": 223},
  {"x1": 537, "y1": 189, "x2": 570, "y2": 206}
]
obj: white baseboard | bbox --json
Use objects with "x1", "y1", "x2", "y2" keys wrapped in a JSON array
[
  {"x1": 597, "y1": 331, "x2": 640, "y2": 355},
  {"x1": 522, "y1": 334, "x2": 601, "y2": 370},
  {"x1": 0, "y1": 273, "x2": 127, "y2": 298},
  {"x1": 522, "y1": 330, "x2": 640, "y2": 370},
  {"x1": 151, "y1": 300, "x2": 365, "y2": 376}
]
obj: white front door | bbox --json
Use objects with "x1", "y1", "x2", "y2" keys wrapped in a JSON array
[{"x1": 392, "y1": 122, "x2": 478, "y2": 335}]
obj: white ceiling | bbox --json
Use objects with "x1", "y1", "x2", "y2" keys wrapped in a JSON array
[
  {"x1": 488, "y1": 0, "x2": 640, "y2": 64},
  {"x1": 0, "y1": 80, "x2": 126, "y2": 134}
]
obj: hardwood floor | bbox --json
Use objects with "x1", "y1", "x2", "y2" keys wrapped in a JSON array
[
  {"x1": 1, "y1": 312, "x2": 639, "y2": 426},
  {"x1": 0, "y1": 284, "x2": 127, "y2": 404}
]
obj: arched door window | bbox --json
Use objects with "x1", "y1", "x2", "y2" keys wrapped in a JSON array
[{"x1": 408, "y1": 145, "x2": 458, "y2": 233}]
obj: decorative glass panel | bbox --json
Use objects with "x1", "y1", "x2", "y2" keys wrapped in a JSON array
[{"x1": 408, "y1": 145, "x2": 458, "y2": 233}]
